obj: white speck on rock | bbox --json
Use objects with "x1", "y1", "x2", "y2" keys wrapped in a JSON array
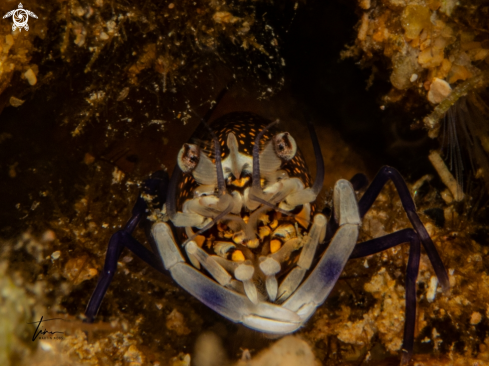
[
  {"x1": 426, "y1": 275, "x2": 438, "y2": 302},
  {"x1": 24, "y1": 68, "x2": 37, "y2": 85}
]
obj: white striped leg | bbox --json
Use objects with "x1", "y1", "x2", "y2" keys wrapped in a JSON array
[
  {"x1": 259, "y1": 257, "x2": 281, "y2": 301},
  {"x1": 185, "y1": 241, "x2": 233, "y2": 287},
  {"x1": 234, "y1": 261, "x2": 258, "y2": 305},
  {"x1": 151, "y1": 222, "x2": 302, "y2": 334},
  {"x1": 277, "y1": 214, "x2": 327, "y2": 302},
  {"x1": 282, "y1": 179, "x2": 360, "y2": 321},
  {"x1": 212, "y1": 256, "x2": 262, "y2": 303}
]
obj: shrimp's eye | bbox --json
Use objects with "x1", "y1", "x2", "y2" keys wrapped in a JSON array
[
  {"x1": 178, "y1": 143, "x2": 201, "y2": 173},
  {"x1": 273, "y1": 132, "x2": 297, "y2": 161}
]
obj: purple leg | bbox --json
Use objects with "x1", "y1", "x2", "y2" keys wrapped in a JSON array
[
  {"x1": 347, "y1": 167, "x2": 450, "y2": 365},
  {"x1": 350, "y1": 173, "x2": 369, "y2": 191},
  {"x1": 358, "y1": 166, "x2": 449, "y2": 291},
  {"x1": 350, "y1": 229, "x2": 420, "y2": 365},
  {"x1": 85, "y1": 170, "x2": 169, "y2": 322}
]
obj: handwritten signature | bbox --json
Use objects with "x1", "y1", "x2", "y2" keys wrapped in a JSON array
[{"x1": 27, "y1": 316, "x2": 65, "y2": 341}]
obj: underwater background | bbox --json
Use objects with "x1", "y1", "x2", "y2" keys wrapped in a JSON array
[{"x1": 1, "y1": 0, "x2": 489, "y2": 365}]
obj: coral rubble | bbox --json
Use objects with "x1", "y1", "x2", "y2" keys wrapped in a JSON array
[{"x1": 344, "y1": 0, "x2": 489, "y2": 107}]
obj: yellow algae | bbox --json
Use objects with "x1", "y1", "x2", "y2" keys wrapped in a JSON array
[
  {"x1": 346, "y1": 0, "x2": 489, "y2": 132},
  {"x1": 401, "y1": 5, "x2": 431, "y2": 40},
  {"x1": 390, "y1": 47, "x2": 420, "y2": 90}
]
